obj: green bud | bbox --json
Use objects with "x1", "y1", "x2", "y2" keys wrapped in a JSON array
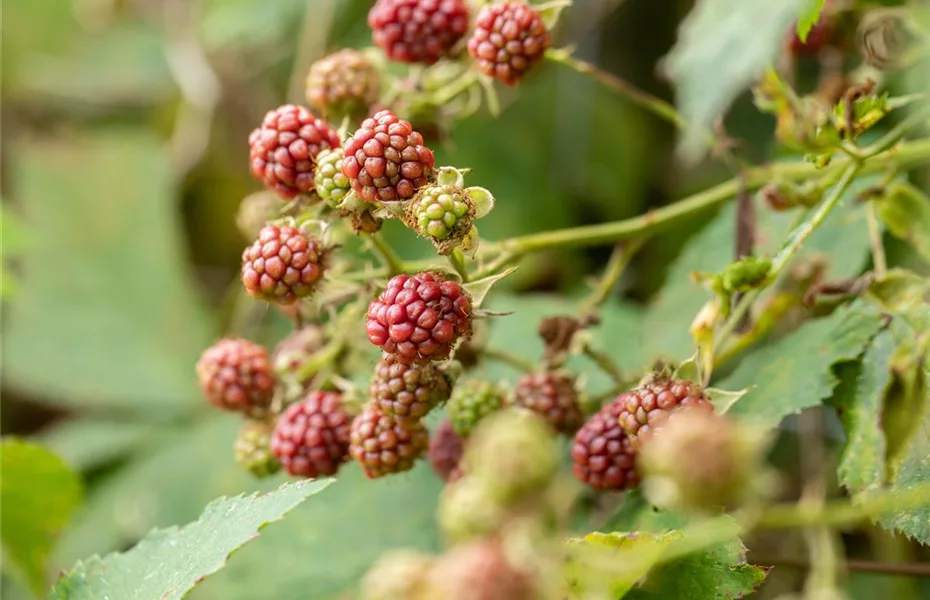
[{"x1": 720, "y1": 256, "x2": 772, "y2": 292}]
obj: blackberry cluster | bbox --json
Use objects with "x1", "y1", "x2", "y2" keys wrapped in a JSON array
[
  {"x1": 241, "y1": 224, "x2": 327, "y2": 305},
  {"x1": 196, "y1": 338, "x2": 276, "y2": 417},
  {"x1": 342, "y1": 109, "x2": 435, "y2": 202},
  {"x1": 271, "y1": 390, "x2": 353, "y2": 478},
  {"x1": 365, "y1": 271, "x2": 472, "y2": 363},
  {"x1": 248, "y1": 104, "x2": 341, "y2": 199},
  {"x1": 368, "y1": 0, "x2": 470, "y2": 65}
]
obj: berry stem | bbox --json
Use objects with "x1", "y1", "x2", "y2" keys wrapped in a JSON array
[
  {"x1": 580, "y1": 238, "x2": 646, "y2": 315},
  {"x1": 714, "y1": 162, "x2": 861, "y2": 353},
  {"x1": 364, "y1": 232, "x2": 405, "y2": 276},
  {"x1": 448, "y1": 248, "x2": 470, "y2": 282},
  {"x1": 747, "y1": 556, "x2": 930, "y2": 577},
  {"x1": 866, "y1": 201, "x2": 887, "y2": 278},
  {"x1": 481, "y1": 347, "x2": 537, "y2": 373}
]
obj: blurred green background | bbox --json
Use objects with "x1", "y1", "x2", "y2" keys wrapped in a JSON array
[{"x1": 3, "y1": 1, "x2": 929, "y2": 599}]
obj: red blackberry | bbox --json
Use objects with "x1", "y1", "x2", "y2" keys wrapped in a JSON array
[
  {"x1": 342, "y1": 109, "x2": 435, "y2": 202},
  {"x1": 368, "y1": 0, "x2": 470, "y2": 65},
  {"x1": 248, "y1": 104, "x2": 341, "y2": 199},
  {"x1": 616, "y1": 376, "x2": 714, "y2": 450},
  {"x1": 513, "y1": 371, "x2": 583, "y2": 434},
  {"x1": 571, "y1": 397, "x2": 639, "y2": 492},
  {"x1": 241, "y1": 224, "x2": 327, "y2": 305},
  {"x1": 371, "y1": 353, "x2": 451, "y2": 421},
  {"x1": 305, "y1": 49, "x2": 380, "y2": 120},
  {"x1": 425, "y1": 538, "x2": 536, "y2": 600},
  {"x1": 271, "y1": 390, "x2": 352, "y2": 477},
  {"x1": 467, "y1": 1, "x2": 551, "y2": 86},
  {"x1": 196, "y1": 338, "x2": 276, "y2": 417},
  {"x1": 365, "y1": 271, "x2": 471, "y2": 364},
  {"x1": 428, "y1": 419, "x2": 464, "y2": 482},
  {"x1": 350, "y1": 404, "x2": 429, "y2": 478}
]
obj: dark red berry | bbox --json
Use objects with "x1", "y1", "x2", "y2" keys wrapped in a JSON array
[
  {"x1": 271, "y1": 390, "x2": 352, "y2": 477},
  {"x1": 513, "y1": 371, "x2": 583, "y2": 434},
  {"x1": 366, "y1": 271, "x2": 471, "y2": 363},
  {"x1": 196, "y1": 338, "x2": 276, "y2": 417},
  {"x1": 616, "y1": 376, "x2": 714, "y2": 450},
  {"x1": 467, "y1": 1, "x2": 551, "y2": 86},
  {"x1": 428, "y1": 419, "x2": 464, "y2": 482},
  {"x1": 371, "y1": 353, "x2": 451, "y2": 421},
  {"x1": 342, "y1": 109, "x2": 435, "y2": 203},
  {"x1": 368, "y1": 0, "x2": 470, "y2": 65},
  {"x1": 241, "y1": 224, "x2": 327, "y2": 305},
  {"x1": 248, "y1": 104, "x2": 341, "y2": 199},
  {"x1": 350, "y1": 404, "x2": 429, "y2": 478},
  {"x1": 571, "y1": 397, "x2": 639, "y2": 492}
]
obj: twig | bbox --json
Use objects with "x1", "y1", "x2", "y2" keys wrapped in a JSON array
[
  {"x1": 580, "y1": 238, "x2": 645, "y2": 315},
  {"x1": 750, "y1": 556, "x2": 930, "y2": 578},
  {"x1": 364, "y1": 232, "x2": 405, "y2": 276},
  {"x1": 481, "y1": 348, "x2": 536, "y2": 373},
  {"x1": 866, "y1": 202, "x2": 887, "y2": 277}
]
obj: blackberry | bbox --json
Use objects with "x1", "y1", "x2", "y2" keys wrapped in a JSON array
[
  {"x1": 248, "y1": 104, "x2": 341, "y2": 199},
  {"x1": 405, "y1": 184, "x2": 475, "y2": 255},
  {"x1": 241, "y1": 224, "x2": 327, "y2": 305},
  {"x1": 234, "y1": 419, "x2": 281, "y2": 478},
  {"x1": 196, "y1": 338, "x2": 276, "y2": 417},
  {"x1": 365, "y1": 271, "x2": 471, "y2": 364},
  {"x1": 349, "y1": 404, "x2": 430, "y2": 478},
  {"x1": 236, "y1": 190, "x2": 283, "y2": 240},
  {"x1": 359, "y1": 550, "x2": 434, "y2": 600},
  {"x1": 616, "y1": 376, "x2": 714, "y2": 450},
  {"x1": 428, "y1": 419, "x2": 464, "y2": 482},
  {"x1": 371, "y1": 353, "x2": 451, "y2": 421},
  {"x1": 513, "y1": 371, "x2": 583, "y2": 434},
  {"x1": 571, "y1": 397, "x2": 639, "y2": 492},
  {"x1": 342, "y1": 109, "x2": 435, "y2": 202},
  {"x1": 305, "y1": 49, "x2": 380, "y2": 120},
  {"x1": 448, "y1": 379, "x2": 507, "y2": 437},
  {"x1": 425, "y1": 538, "x2": 536, "y2": 600},
  {"x1": 270, "y1": 391, "x2": 352, "y2": 477},
  {"x1": 467, "y1": 1, "x2": 551, "y2": 86},
  {"x1": 313, "y1": 148, "x2": 353, "y2": 209},
  {"x1": 369, "y1": 0, "x2": 470, "y2": 65}
]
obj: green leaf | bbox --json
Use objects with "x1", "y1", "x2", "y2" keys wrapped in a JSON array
[
  {"x1": 51, "y1": 479, "x2": 332, "y2": 600},
  {"x1": 796, "y1": 0, "x2": 826, "y2": 43},
  {"x1": 663, "y1": 0, "x2": 808, "y2": 160},
  {"x1": 0, "y1": 439, "x2": 82, "y2": 595},
  {"x1": 881, "y1": 323, "x2": 929, "y2": 484},
  {"x1": 830, "y1": 329, "x2": 894, "y2": 493},
  {"x1": 866, "y1": 269, "x2": 930, "y2": 333},
  {"x1": 644, "y1": 176, "x2": 876, "y2": 363},
  {"x1": 4, "y1": 131, "x2": 216, "y2": 415},
  {"x1": 720, "y1": 301, "x2": 884, "y2": 428},
  {"x1": 877, "y1": 182, "x2": 930, "y2": 263},
  {"x1": 0, "y1": 202, "x2": 29, "y2": 300},
  {"x1": 565, "y1": 531, "x2": 678, "y2": 599}
]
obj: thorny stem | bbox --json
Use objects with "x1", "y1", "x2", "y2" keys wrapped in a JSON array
[
  {"x1": 714, "y1": 162, "x2": 862, "y2": 353},
  {"x1": 339, "y1": 138, "x2": 930, "y2": 281},
  {"x1": 866, "y1": 202, "x2": 887, "y2": 277},
  {"x1": 364, "y1": 232, "x2": 404, "y2": 276},
  {"x1": 579, "y1": 238, "x2": 646, "y2": 315}
]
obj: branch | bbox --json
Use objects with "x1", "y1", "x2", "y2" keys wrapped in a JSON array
[{"x1": 751, "y1": 556, "x2": 930, "y2": 578}]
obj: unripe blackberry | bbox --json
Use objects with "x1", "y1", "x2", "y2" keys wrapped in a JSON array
[
  {"x1": 272, "y1": 325, "x2": 326, "y2": 384},
  {"x1": 236, "y1": 190, "x2": 282, "y2": 240},
  {"x1": 463, "y1": 408, "x2": 558, "y2": 502},
  {"x1": 616, "y1": 376, "x2": 714, "y2": 450},
  {"x1": 571, "y1": 397, "x2": 639, "y2": 492},
  {"x1": 371, "y1": 353, "x2": 451, "y2": 421},
  {"x1": 248, "y1": 104, "x2": 341, "y2": 199},
  {"x1": 365, "y1": 271, "x2": 471, "y2": 364},
  {"x1": 436, "y1": 476, "x2": 506, "y2": 543},
  {"x1": 428, "y1": 419, "x2": 464, "y2": 482},
  {"x1": 342, "y1": 109, "x2": 435, "y2": 202},
  {"x1": 513, "y1": 371, "x2": 583, "y2": 434},
  {"x1": 448, "y1": 379, "x2": 507, "y2": 437},
  {"x1": 639, "y1": 410, "x2": 769, "y2": 513},
  {"x1": 196, "y1": 338, "x2": 276, "y2": 417},
  {"x1": 313, "y1": 148, "x2": 353, "y2": 209},
  {"x1": 234, "y1": 420, "x2": 281, "y2": 478},
  {"x1": 305, "y1": 49, "x2": 380, "y2": 120},
  {"x1": 350, "y1": 404, "x2": 430, "y2": 478},
  {"x1": 467, "y1": 1, "x2": 551, "y2": 86},
  {"x1": 359, "y1": 550, "x2": 434, "y2": 600},
  {"x1": 241, "y1": 224, "x2": 327, "y2": 305},
  {"x1": 271, "y1": 390, "x2": 352, "y2": 477},
  {"x1": 424, "y1": 538, "x2": 537, "y2": 600},
  {"x1": 368, "y1": 0, "x2": 470, "y2": 65},
  {"x1": 406, "y1": 184, "x2": 474, "y2": 254}
]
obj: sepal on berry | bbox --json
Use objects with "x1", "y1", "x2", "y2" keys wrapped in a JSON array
[{"x1": 404, "y1": 183, "x2": 476, "y2": 255}]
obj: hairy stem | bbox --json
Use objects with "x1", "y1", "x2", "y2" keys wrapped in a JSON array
[
  {"x1": 364, "y1": 232, "x2": 405, "y2": 276},
  {"x1": 580, "y1": 238, "x2": 646, "y2": 314},
  {"x1": 481, "y1": 347, "x2": 537, "y2": 373}
]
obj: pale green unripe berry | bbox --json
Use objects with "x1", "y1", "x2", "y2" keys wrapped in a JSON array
[{"x1": 314, "y1": 149, "x2": 352, "y2": 208}]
